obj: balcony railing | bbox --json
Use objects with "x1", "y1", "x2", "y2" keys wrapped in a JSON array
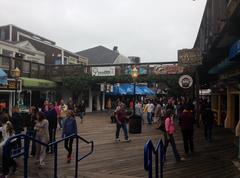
[{"x1": 0, "y1": 54, "x2": 179, "y2": 81}]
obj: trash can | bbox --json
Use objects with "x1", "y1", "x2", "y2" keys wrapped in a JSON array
[{"x1": 129, "y1": 115, "x2": 142, "y2": 134}]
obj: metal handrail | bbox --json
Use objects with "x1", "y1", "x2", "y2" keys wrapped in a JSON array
[
  {"x1": 144, "y1": 139, "x2": 165, "y2": 178},
  {"x1": 3, "y1": 133, "x2": 94, "y2": 178}
]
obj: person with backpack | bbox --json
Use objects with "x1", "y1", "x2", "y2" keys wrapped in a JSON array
[{"x1": 164, "y1": 109, "x2": 181, "y2": 162}]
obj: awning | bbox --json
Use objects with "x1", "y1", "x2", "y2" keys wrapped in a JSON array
[
  {"x1": 0, "y1": 68, "x2": 7, "y2": 85},
  {"x1": 229, "y1": 40, "x2": 240, "y2": 60},
  {"x1": 21, "y1": 77, "x2": 57, "y2": 89},
  {"x1": 107, "y1": 84, "x2": 155, "y2": 96},
  {"x1": 208, "y1": 58, "x2": 234, "y2": 74}
]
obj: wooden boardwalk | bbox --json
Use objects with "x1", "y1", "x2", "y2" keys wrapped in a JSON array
[{"x1": 9, "y1": 112, "x2": 240, "y2": 178}]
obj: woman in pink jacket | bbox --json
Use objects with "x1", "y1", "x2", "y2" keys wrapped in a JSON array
[{"x1": 164, "y1": 109, "x2": 181, "y2": 162}]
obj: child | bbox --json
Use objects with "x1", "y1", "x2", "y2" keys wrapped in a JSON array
[
  {"x1": 0, "y1": 113, "x2": 17, "y2": 177},
  {"x1": 62, "y1": 110, "x2": 77, "y2": 163}
]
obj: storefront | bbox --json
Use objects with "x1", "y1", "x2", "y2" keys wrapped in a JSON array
[
  {"x1": 20, "y1": 77, "x2": 57, "y2": 109},
  {"x1": 0, "y1": 79, "x2": 22, "y2": 114}
]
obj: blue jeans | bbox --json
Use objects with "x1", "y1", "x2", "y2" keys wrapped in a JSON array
[
  {"x1": 116, "y1": 122, "x2": 129, "y2": 140},
  {"x1": 79, "y1": 112, "x2": 85, "y2": 119},
  {"x1": 204, "y1": 125, "x2": 213, "y2": 142},
  {"x1": 147, "y1": 112, "x2": 152, "y2": 124}
]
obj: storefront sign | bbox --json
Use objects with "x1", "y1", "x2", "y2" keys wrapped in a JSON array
[
  {"x1": 178, "y1": 75, "x2": 193, "y2": 89},
  {"x1": 125, "y1": 65, "x2": 147, "y2": 75},
  {"x1": 178, "y1": 48, "x2": 202, "y2": 66},
  {"x1": 92, "y1": 67, "x2": 115, "y2": 76},
  {"x1": 0, "y1": 79, "x2": 21, "y2": 91},
  {"x1": 153, "y1": 64, "x2": 184, "y2": 75}
]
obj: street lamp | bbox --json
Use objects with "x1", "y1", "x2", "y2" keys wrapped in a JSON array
[
  {"x1": 11, "y1": 67, "x2": 21, "y2": 106},
  {"x1": 131, "y1": 66, "x2": 138, "y2": 115}
]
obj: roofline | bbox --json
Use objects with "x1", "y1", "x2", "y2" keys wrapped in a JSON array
[
  {"x1": 193, "y1": 1, "x2": 208, "y2": 48},
  {"x1": 0, "y1": 40, "x2": 45, "y2": 56}
]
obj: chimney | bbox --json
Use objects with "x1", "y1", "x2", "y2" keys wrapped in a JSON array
[{"x1": 113, "y1": 46, "x2": 119, "y2": 53}]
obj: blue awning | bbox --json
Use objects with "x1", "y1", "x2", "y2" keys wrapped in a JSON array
[
  {"x1": 229, "y1": 40, "x2": 240, "y2": 60},
  {"x1": 208, "y1": 58, "x2": 234, "y2": 75},
  {"x1": 107, "y1": 84, "x2": 155, "y2": 96},
  {"x1": 0, "y1": 68, "x2": 7, "y2": 85}
]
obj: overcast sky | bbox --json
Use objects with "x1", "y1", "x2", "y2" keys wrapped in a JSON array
[{"x1": 1, "y1": 0, "x2": 206, "y2": 62}]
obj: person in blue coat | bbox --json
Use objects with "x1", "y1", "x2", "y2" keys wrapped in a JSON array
[{"x1": 62, "y1": 110, "x2": 77, "y2": 163}]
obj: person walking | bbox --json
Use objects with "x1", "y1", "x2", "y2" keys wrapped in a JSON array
[
  {"x1": 46, "y1": 103, "x2": 58, "y2": 153},
  {"x1": 78, "y1": 100, "x2": 86, "y2": 124},
  {"x1": 59, "y1": 99, "x2": 68, "y2": 129},
  {"x1": 0, "y1": 114, "x2": 17, "y2": 177},
  {"x1": 164, "y1": 109, "x2": 181, "y2": 162},
  {"x1": 179, "y1": 104, "x2": 195, "y2": 159},
  {"x1": 25, "y1": 106, "x2": 38, "y2": 156},
  {"x1": 54, "y1": 101, "x2": 61, "y2": 129},
  {"x1": 10, "y1": 106, "x2": 24, "y2": 150},
  {"x1": 115, "y1": 102, "x2": 131, "y2": 142},
  {"x1": 62, "y1": 110, "x2": 77, "y2": 163},
  {"x1": 202, "y1": 105, "x2": 215, "y2": 142},
  {"x1": 144, "y1": 100, "x2": 155, "y2": 124},
  {"x1": 34, "y1": 112, "x2": 49, "y2": 168}
]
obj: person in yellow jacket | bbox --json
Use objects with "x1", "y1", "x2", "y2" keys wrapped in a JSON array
[{"x1": 59, "y1": 99, "x2": 68, "y2": 129}]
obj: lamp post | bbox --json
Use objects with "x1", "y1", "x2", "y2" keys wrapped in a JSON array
[
  {"x1": 11, "y1": 67, "x2": 21, "y2": 106},
  {"x1": 131, "y1": 66, "x2": 138, "y2": 115}
]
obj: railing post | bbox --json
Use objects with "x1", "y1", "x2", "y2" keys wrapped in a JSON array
[
  {"x1": 149, "y1": 145, "x2": 152, "y2": 178},
  {"x1": 155, "y1": 147, "x2": 159, "y2": 178},
  {"x1": 54, "y1": 144, "x2": 58, "y2": 178},
  {"x1": 160, "y1": 141, "x2": 164, "y2": 178},
  {"x1": 75, "y1": 135, "x2": 79, "y2": 178},
  {"x1": 24, "y1": 136, "x2": 29, "y2": 178}
]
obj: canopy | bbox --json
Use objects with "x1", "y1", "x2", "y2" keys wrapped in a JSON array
[
  {"x1": 21, "y1": 77, "x2": 57, "y2": 89},
  {"x1": 107, "y1": 84, "x2": 155, "y2": 96},
  {"x1": 0, "y1": 68, "x2": 7, "y2": 85}
]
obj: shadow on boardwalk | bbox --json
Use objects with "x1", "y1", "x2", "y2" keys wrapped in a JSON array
[{"x1": 9, "y1": 112, "x2": 240, "y2": 178}]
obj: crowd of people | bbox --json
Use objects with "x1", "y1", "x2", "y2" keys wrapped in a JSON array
[
  {"x1": 0, "y1": 95, "x2": 216, "y2": 177},
  {"x1": 112, "y1": 96, "x2": 215, "y2": 161},
  {"x1": 0, "y1": 97, "x2": 85, "y2": 178}
]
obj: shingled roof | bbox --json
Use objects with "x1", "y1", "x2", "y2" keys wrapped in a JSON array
[{"x1": 76, "y1": 45, "x2": 120, "y2": 65}]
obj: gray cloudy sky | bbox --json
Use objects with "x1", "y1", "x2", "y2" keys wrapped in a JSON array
[{"x1": 1, "y1": 0, "x2": 206, "y2": 62}]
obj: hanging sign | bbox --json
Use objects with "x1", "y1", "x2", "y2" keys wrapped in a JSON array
[
  {"x1": 178, "y1": 48, "x2": 202, "y2": 66},
  {"x1": 178, "y1": 75, "x2": 193, "y2": 89},
  {"x1": 92, "y1": 67, "x2": 115, "y2": 76}
]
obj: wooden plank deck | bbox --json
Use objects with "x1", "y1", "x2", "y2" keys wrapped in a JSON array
[{"x1": 9, "y1": 112, "x2": 240, "y2": 178}]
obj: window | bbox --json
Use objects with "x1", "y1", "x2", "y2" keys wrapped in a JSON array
[
  {"x1": 22, "y1": 61, "x2": 30, "y2": 73},
  {"x1": 64, "y1": 57, "x2": 68, "y2": 65},
  {"x1": 0, "y1": 29, "x2": 5, "y2": 40},
  {"x1": 54, "y1": 58, "x2": 61, "y2": 65},
  {"x1": 0, "y1": 49, "x2": 12, "y2": 68}
]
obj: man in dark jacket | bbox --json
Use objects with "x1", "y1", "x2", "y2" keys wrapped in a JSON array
[
  {"x1": 10, "y1": 106, "x2": 24, "y2": 151},
  {"x1": 202, "y1": 105, "x2": 215, "y2": 142},
  {"x1": 179, "y1": 104, "x2": 195, "y2": 157},
  {"x1": 46, "y1": 103, "x2": 58, "y2": 153},
  {"x1": 78, "y1": 100, "x2": 86, "y2": 124}
]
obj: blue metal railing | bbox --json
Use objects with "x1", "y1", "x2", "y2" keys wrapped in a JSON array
[
  {"x1": 144, "y1": 139, "x2": 165, "y2": 178},
  {"x1": 3, "y1": 133, "x2": 94, "y2": 178}
]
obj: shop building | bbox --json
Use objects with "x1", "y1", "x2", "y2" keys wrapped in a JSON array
[{"x1": 194, "y1": 0, "x2": 240, "y2": 128}]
